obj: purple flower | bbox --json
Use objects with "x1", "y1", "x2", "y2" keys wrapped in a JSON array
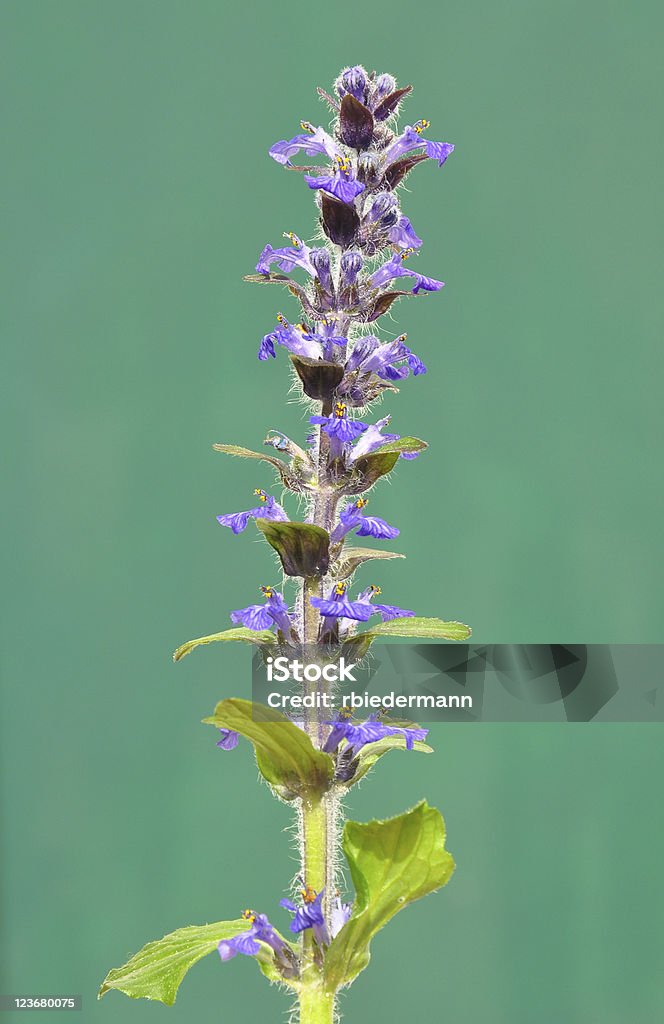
[
  {"x1": 315, "y1": 317, "x2": 349, "y2": 360},
  {"x1": 305, "y1": 156, "x2": 365, "y2": 204},
  {"x1": 269, "y1": 122, "x2": 338, "y2": 167},
  {"x1": 216, "y1": 729, "x2": 239, "y2": 750},
  {"x1": 330, "y1": 498, "x2": 400, "y2": 544},
  {"x1": 218, "y1": 910, "x2": 289, "y2": 966},
  {"x1": 346, "y1": 333, "x2": 427, "y2": 382},
  {"x1": 384, "y1": 120, "x2": 455, "y2": 168},
  {"x1": 388, "y1": 215, "x2": 423, "y2": 250},
  {"x1": 369, "y1": 250, "x2": 444, "y2": 294},
  {"x1": 216, "y1": 489, "x2": 288, "y2": 534},
  {"x1": 330, "y1": 894, "x2": 353, "y2": 937},
  {"x1": 310, "y1": 402, "x2": 368, "y2": 443},
  {"x1": 258, "y1": 314, "x2": 322, "y2": 361},
  {"x1": 231, "y1": 586, "x2": 293, "y2": 635},
  {"x1": 311, "y1": 583, "x2": 413, "y2": 629},
  {"x1": 356, "y1": 584, "x2": 415, "y2": 621},
  {"x1": 348, "y1": 415, "x2": 400, "y2": 463},
  {"x1": 256, "y1": 233, "x2": 316, "y2": 277},
  {"x1": 280, "y1": 887, "x2": 328, "y2": 945},
  {"x1": 324, "y1": 708, "x2": 428, "y2": 755},
  {"x1": 310, "y1": 583, "x2": 374, "y2": 627}
]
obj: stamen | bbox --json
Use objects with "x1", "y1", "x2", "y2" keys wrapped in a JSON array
[
  {"x1": 370, "y1": 585, "x2": 382, "y2": 596},
  {"x1": 283, "y1": 231, "x2": 302, "y2": 247},
  {"x1": 334, "y1": 582, "x2": 346, "y2": 596},
  {"x1": 395, "y1": 333, "x2": 408, "y2": 343},
  {"x1": 300, "y1": 120, "x2": 316, "y2": 134},
  {"x1": 339, "y1": 705, "x2": 353, "y2": 720},
  {"x1": 276, "y1": 312, "x2": 289, "y2": 327},
  {"x1": 242, "y1": 909, "x2": 257, "y2": 923},
  {"x1": 400, "y1": 247, "x2": 416, "y2": 261},
  {"x1": 334, "y1": 401, "x2": 347, "y2": 418},
  {"x1": 354, "y1": 498, "x2": 369, "y2": 509},
  {"x1": 413, "y1": 118, "x2": 430, "y2": 134},
  {"x1": 301, "y1": 886, "x2": 318, "y2": 904},
  {"x1": 334, "y1": 154, "x2": 351, "y2": 177},
  {"x1": 260, "y1": 585, "x2": 275, "y2": 599},
  {"x1": 254, "y1": 489, "x2": 268, "y2": 502}
]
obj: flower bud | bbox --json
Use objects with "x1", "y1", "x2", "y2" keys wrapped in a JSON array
[
  {"x1": 374, "y1": 73, "x2": 396, "y2": 101},
  {"x1": 340, "y1": 251, "x2": 363, "y2": 286},
  {"x1": 356, "y1": 152, "x2": 382, "y2": 188},
  {"x1": 368, "y1": 193, "x2": 399, "y2": 227},
  {"x1": 310, "y1": 247, "x2": 332, "y2": 289},
  {"x1": 336, "y1": 65, "x2": 368, "y2": 103}
]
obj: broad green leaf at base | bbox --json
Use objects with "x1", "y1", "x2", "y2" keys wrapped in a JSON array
[{"x1": 324, "y1": 801, "x2": 455, "y2": 990}]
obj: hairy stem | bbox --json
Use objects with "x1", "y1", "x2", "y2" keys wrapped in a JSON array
[
  {"x1": 299, "y1": 981, "x2": 336, "y2": 1024},
  {"x1": 298, "y1": 404, "x2": 341, "y2": 1023}
]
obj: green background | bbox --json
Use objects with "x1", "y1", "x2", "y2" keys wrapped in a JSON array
[{"x1": 2, "y1": 1, "x2": 663, "y2": 1021}]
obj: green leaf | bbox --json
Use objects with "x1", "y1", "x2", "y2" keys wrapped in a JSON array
[
  {"x1": 290, "y1": 355, "x2": 344, "y2": 401},
  {"x1": 212, "y1": 443, "x2": 296, "y2": 489},
  {"x1": 243, "y1": 272, "x2": 291, "y2": 284},
  {"x1": 202, "y1": 698, "x2": 334, "y2": 797},
  {"x1": 348, "y1": 450, "x2": 400, "y2": 490},
  {"x1": 346, "y1": 437, "x2": 427, "y2": 492},
  {"x1": 255, "y1": 519, "x2": 330, "y2": 577},
  {"x1": 354, "y1": 616, "x2": 473, "y2": 643},
  {"x1": 99, "y1": 919, "x2": 253, "y2": 1004},
  {"x1": 343, "y1": 734, "x2": 433, "y2": 787},
  {"x1": 173, "y1": 626, "x2": 275, "y2": 662},
  {"x1": 324, "y1": 802, "x2": 455, "y2": 989},
  {"x1": 332, "y1": 546, "x2": 405, "y2": 580},
  {"x1": 369, "y1": 436, "x2": 428, "y2": 456}
]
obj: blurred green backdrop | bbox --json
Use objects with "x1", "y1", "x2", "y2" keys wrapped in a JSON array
[{"x1": 2, "y1": 1, "x2": 663, "y2": 1022}]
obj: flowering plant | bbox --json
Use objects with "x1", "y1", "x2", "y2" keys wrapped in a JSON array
[{"x1": 100, "y1": 64, "x2": 471, "y2": 1023}]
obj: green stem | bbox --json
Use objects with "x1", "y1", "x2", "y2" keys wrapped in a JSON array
[
  {"x1": 299, "y1": 981, "x2": 335, "y2": 1024},
  {"x1": 297, "y1": 403, "x2": 340, "y2": 1023}
]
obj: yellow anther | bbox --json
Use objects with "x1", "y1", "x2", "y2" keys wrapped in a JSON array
[
  {"x1": 334, "y1": 154, "x2": 351, "y2": 176},
  {"x1": 276, "y1": 312, "x2": 288, "y2": 326},
  {"x1": 301, "y1": 886, "x2": 318, "y2": 904},
  {"x1": 395, "y1": 333, "x2": 408, "y2": 343},
  {"x1": 413, "y1": 118, "x2": 430, "y2": 134},
  {"x1": 334, "y1": 582, "x2": 346, "y2": 596},
  {"x1": 334, "y1": 401, "x2": 347, "y2": 418},
  {"x1": 355, "y1": 498, "x2": 369, "y2": 509},
  {"x1": 254, "y1": 489, "x2": 268, "y2": 502},
  {"x1": 339, "y1": 705, "x2": 353, "y2": 719},
  {"x1": 260, "y1": 585, "x2": 275, "y2": 598},
  {"x1": 400, "y1": 247, "x2": 416, "y2": 261},
  {"x1": 300, "y1": 120, "x2": 316, "y2": 134},
  {"x1": 370, "y1": 585, "x2": 382, "y2": 596},
  {"x1": 284, "y1": 231, "x2": 302, "y2": 247},
  {"x1": 242, "y1": 909, "x2": 256, "y2": 923}
]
